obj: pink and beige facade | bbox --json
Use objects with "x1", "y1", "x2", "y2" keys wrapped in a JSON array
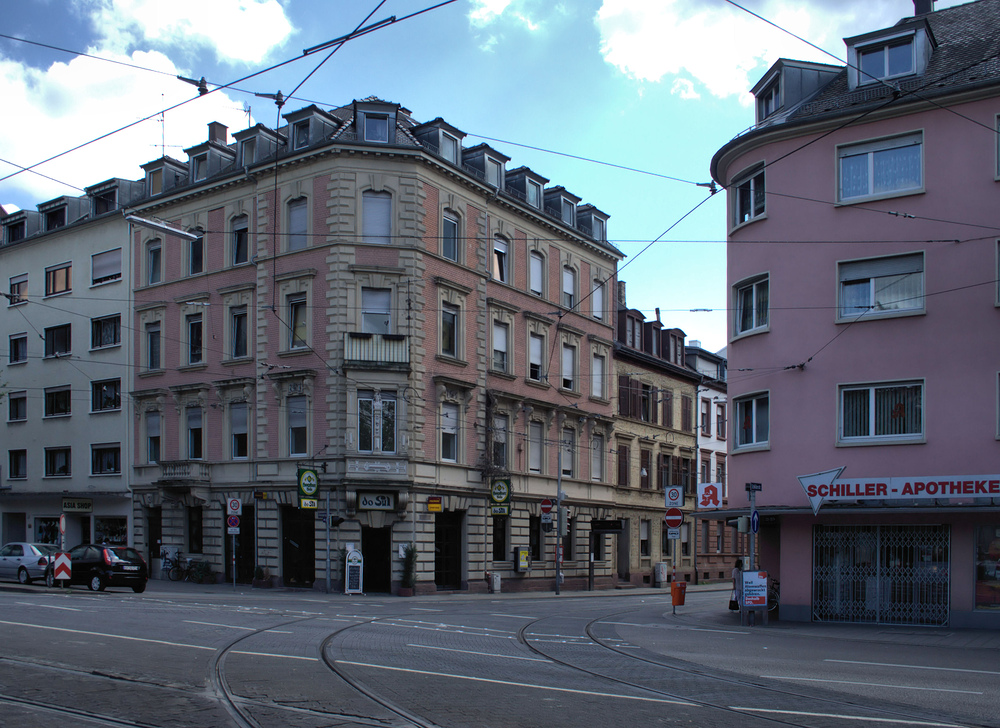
[
  {"x1": 125, "y1": 99, "x2": 622, "y2": 592},
  {"x1": 711, "y1": 0, "x2": 1000, "y2": 626}
]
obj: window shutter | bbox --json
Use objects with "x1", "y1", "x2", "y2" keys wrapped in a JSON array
[
  {"x1": 617, "y1": 445, "x2": 629, "y2": 486},
  {"x1": 618, "y1": 375, "x2": 630, "y2": 418},
  {"x1": 651, "y1": 387, "x2": 659, "y2": 425},
  {"x1": 630, "y1": 379, "x2": 640, "y2": 421},
  {"x1": 663, "y1": 390, "x2": 674, "y2": 428}
]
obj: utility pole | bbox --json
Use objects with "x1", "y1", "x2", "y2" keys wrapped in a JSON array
[{"x1": 556, "y1": 443, "x2": 563, "y2": 595}]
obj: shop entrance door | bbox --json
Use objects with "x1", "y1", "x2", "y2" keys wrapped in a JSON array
[
  {"x1": 434, "y1": 511, "x2": 464, "y2": 590},
  {"x1": 361, "y1": 526, "x2": 391, "y2": 592},
  {"x1": 813, "y1": 524, "x2": 950, "y2": 626},
  {"x1": 281, "y1": 505, "x2": 315, "y2": 587}
]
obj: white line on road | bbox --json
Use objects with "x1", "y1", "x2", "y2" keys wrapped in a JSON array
[
  {"x1": 731, "y1": 707, "x2": 967, "y2": 727},
  {"x1": 407, "y1": 644, "x2": 549, "y2": 662},
  {"x1": 0, "y1": 619, "x2": 214, "y2": 650},
  {"x1": 603, "y1": 621, "x2": 749, "y2": 635},
  {"x1": 409, "y1": 607, "x2": 443, "y2": 612},
  {"x1": 265, "y1": 630, "x2": 294, "y2": 634},
  {"x1": 759, "y1": 675, "x2": 982, "y2": 695},
  {"x1": 489, "y1": 613, "x2": 538, "y2": 619},
  {"x1": 230, "y1": 650, "x2": 318, "y2": 661},
  {"x1": 825, "y1": 659, "x2": 1000, "y2": 676},
  {"x1": 15, "y1": 602, "x2": 81, "y2": 612},
  {"x1": 184, "y1": 620, "x2": 255, "y2": 630},
  {"x1": 337, "y1": 660, "x2": 693, "y2": 705}
]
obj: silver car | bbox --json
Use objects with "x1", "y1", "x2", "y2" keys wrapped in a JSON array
[{"x1": 0, "y1": 542, "x2": 59, "y2": 584}]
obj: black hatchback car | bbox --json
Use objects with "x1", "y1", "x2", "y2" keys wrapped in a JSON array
[{"x1": 46, "y1": 544, "x2": 148, "y2": 593}]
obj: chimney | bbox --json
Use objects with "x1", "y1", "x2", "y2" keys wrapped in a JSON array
[
  {"x1": 208, "y1": 122, "x2": 228, "y2": 145},
  {"x1": 913, "y1": 0, "x2": 933, "y2": 15},
  {"x1": 689, "y1": 339, "x2": 701, "y2": 349},
  {"x1": 617, "y1": 281, "x2": 627, "y2": 307},
  {"x1": 655, "y1": 307, "x2": 661, "y2": 323}
]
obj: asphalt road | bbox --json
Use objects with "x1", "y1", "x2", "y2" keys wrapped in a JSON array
[{"x1": 0, "y1": 579, "x2": 997, "y2": 727}]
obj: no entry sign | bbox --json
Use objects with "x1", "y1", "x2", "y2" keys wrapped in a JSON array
[{"x1": 663, "y1": 508, "x2": 684, "y2": 528}]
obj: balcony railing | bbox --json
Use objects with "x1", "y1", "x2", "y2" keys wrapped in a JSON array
[
  {"x1": 344, "y1": 333, "x2": 409, "y2": 365},
  {"x1": 159, "y1": 461, "x2": 212, "y2": 482}
]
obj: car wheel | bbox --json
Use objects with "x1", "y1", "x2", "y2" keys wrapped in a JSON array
[
  {"x1": 45, "y1": 570, "x2": 55, "y2": 588},
  {"x1": 88, "y1": 574, "x2": 106, "y2": 592},
  {"x1": 132, "y1": 582, "x2": 147, "y2": 594},
  {"x1": 18, "y1": 568, "x2": 31, "y2": 585}
]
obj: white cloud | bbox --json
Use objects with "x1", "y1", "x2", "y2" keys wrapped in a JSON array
[
  {"x1": 88, "y1": 0, "x2": 294, "y2": 65},
  {"x1": 468, "y1": 0, "x2": 542, "y2": 33},
  {"x1": 0, "y1": 49, "x2": 253, "y2": 205},
  {"x1": 595, "y1": 0, "x2": 923, "y2": 102}
]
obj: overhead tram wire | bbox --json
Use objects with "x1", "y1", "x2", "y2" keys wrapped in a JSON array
[{"x1": 0, "y1": 0, "x2": 460, "y2": 187}]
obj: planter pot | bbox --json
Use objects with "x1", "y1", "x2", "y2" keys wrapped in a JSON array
[{"x1": 398, "y1": 586, "x2": 414, "y2": 597}]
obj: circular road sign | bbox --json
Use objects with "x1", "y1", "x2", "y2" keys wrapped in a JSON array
[
  {"x1": 299, "y1": 470, "x2": 319, "y2": 496},
  {"x1": 664, "y1": 508, "x2": 684, "y2": 528},
  {"x1": 540, "y1": 498, "x2": 554, "y2": 514},
  {"x1": 227, "y1": 515, "x2": 240, "y2": 528}
]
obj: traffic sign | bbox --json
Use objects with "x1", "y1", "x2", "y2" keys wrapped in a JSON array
[
  {"x1": 54, "y1": 552, "x2": 71, "y2": 580},
  {"x1": 667, "y1": 527, "x2": 680, "y2": 540},
  {"x1": 540, "y1": 512, "x2": 553, "y2": 524},
  {"x1": 751, "y1": 509, "x2": 760, "y2": 534},
  {"x1": 227, "y1": 498, "x2": 242, "y2": 515},
  {"x1": 227, "y1": 515, "x2": 240, "y2": 529},
  {"x1": 540, "y1": 498, "x2": 553, "y2": 514},
  {"x1": 665, "y1": 487, "x2": 683, "y2": 508},
  {"x1": 664, "y1": 508, "x2": 684, "y2": 528}
]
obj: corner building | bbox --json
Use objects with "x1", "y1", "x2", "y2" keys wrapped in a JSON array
[
  {"x1": 127, "y1": 98, "x2": 622, "y2": 592},
  {"x1": 712, "y1": 0, "x2": 1000, "y2": 626}
]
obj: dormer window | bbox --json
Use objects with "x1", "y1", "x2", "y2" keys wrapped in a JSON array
[
  {"x1": 486, "y1": 158, "x2": 502, "y2": 188},
  {"x1": 45, "y1": 208, "x2": 66, "y2": 231},
  {"x1": 441, "y1": 133, "x2": 458, "y2": 163},
  {"x1": 192, "y1": 154, "x2": 207, "y2": 181},
  {"x1": 293, "y1": 121, "x2": 310, "y2": 150},
  {"x1": 561, "y1": 199, "x2": 575, "y2": 226},
  {"x1": 6, "y1": 220, "x2": 26, "y2": 243},
  {"x1": 758, "y1": 80, "x2": 780, "y2": 119},
  {"x1": 592, "y1": 216, "x2": 606, "y2": 242},
  {"x1": 148, "y1": 169, "x2": 162, "y2": 195},
  {"x1": 364, "y1": 114, "x2": 390, "y2": 143},
  {"x1": 859, "y1": 37, "x2": 913, "y2": 84},
  {"x1": 240, "y1": 138, "x2": 256, "y2": 166},
  {"x1": 527, "y1": 180, "x2": 541, "y2": 209},
  {"x1": 93, "y1": 189, "x2": 117, "y2": 215}
]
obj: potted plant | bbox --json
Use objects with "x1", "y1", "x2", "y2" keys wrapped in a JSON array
[
  {"x1": 399, "y1": 543, "x2": 417, "y2": 596},
  {"x1": 252, "y1": 564, "x2": 272, "y2": 588}
]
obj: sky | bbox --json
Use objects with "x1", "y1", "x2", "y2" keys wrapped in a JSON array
[{"x1": 0, "y1": 0, "x2": 967, "y2": 354}]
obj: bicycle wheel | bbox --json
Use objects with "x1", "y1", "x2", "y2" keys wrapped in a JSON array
[{"x1": 167, "y1": 564, "x2": 183, "y2": 581}]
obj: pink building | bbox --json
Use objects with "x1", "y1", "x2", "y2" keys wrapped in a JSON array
[{"x1": 711, "y1": 0, "x2": 1000, "y2": 627}]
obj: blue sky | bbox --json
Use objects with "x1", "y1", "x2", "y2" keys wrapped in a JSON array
[{"x1": 0, "y1": 0, "x2": 963, "y2": 352}]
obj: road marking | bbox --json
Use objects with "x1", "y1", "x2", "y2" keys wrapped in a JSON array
[
  {"x1": 604, "y1": 621, "x2": 749, "y2": 635},
  {"x1": 409, "y1": 607, "x2": 442, "y2": 612},
  {"x1": 529, "y1": 638, "x2": 595, "y2": 645},
  {"x1": 265, "y1": 630, "x2": 294, "y2": 634},
  {"x1": 0, "y1": 619, "x2": 214, "y2": 650},
  {"x1": 731, "y1": 707, "x2": 967, "y2": 727},
  {"x1": 407, "y1": 644, "x2": 549, "y2": 662},
  {"x1": 15, "y1": 602, "x2": 81, "y2": 612},
  {"x1": 230, "y1": 650, "x2": 318, "y2": 661},
  {"x1": 759, "y1": 675, "x2": 982, "y2": 695},
  {"x1": 825, "y1": 659, "x2": 1000, "y2": 676},
  {"x1": 527, "y1": 632, "x2": 588, "y2": 639},
  {"x1": 337, "y1": 660, "x2": 693, "y2": 705},
  {"x1": 184, "y1": 620, "x2": 255, "y2": 630},
  {"x1": 489, "y1": 613, "x2": 538, "y2": 619}
]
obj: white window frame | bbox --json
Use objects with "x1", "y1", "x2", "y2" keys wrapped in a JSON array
[
  {"x1": 442, "y1": 211, "x2": 459, "y2": 262},
  {"x1": 591, "y1": 353, "x2": 605, "y2": 399},
  {"x1": 362, "y1": 190, "x2": 392, "y2": 245},
  {"x1": 287, "y1": 197, "x2": 308, "y2": 251},
  {"x1": 492, "y1": 236, "x2": 509, "y2": 283},
  {"x1": 591, "y1": 279, "x2": 604, "y2": 319},
  {"x1": 232, "y1": 215, "x2": 250, "y2": 265},
  {"x1": 8, "y1": 391, "x2": 27, "y2": 422},
  {"x1": 561, "y1": 343, "x2": 576, "y2": 391},
  {"x1": 91, "y1": 444, "x2": 121, "y2": 475},
  {"x1": 441, "y1": 132, "x2": 459, "y2": 164},
  {"x1": 90, "y1": 314, "x2": 121, "y2": 350},
  {"x1": 837, "y1": 132, "x2": 923, "y2": 203},
  {"x1": 757, "y1": 78, "x2": 780, "y2": 120},
  {"x1": 441, "y1": 302, "x2": 459, "y2": 358},
  {"x1": 293, "y1": 120, "x2": 309, "y2": 149},
  {"x1": 357, "y1": 390, "x2": 396, "y2": 455},
  {"x1": 231, "y1": 402, "x2": 249, "y2": 459},
  {"x1": 186, "y1": 313, "x2": 203, "y2": 365},
  {"x1": 562, "y1": 266, "x2": 576, "y2": 308},
  {"x1": 528, "y1": 333, "x2": 544, "y2": 382},
  {"x1": 288, "y1": 294, "x2": 308, "y2": 350},
  {"x1": 364, "y1": 114, "x2": 390, "y2": 143},
  {"x1": 529, "y1": 251, "x2": 544, "y2": 296},
  {"x1": 857, "y1": 36, "x2": 914, "y2": 85},
  {"x1": 839, "y1": 380, "x2": 924, "y2": 445},
  {"x1": 441, "y1": 402, "x2": 459, "y2": 462},
  {"x1": 733, "y1": 166, "x2": 765, "y2": 227},
  {"x1": 146, "y1": 240, "x2": 161, "y2": 285},
  {"x1": 734, "y1": 391, "x2": 769, "y2": 451},
  {"x1": 492, "y1": 321, "x2": 509, "y2": 373},
  {"x1": 8, "y1": 273, "x2": 27, "y2": 306},
  {"x1": 591, "y1": 432, "x2": 604, "y2": 482},
  {"x1": 361, "y1": 287, "x2": 392, "y2": 334},
  {"x1": 9, "y1": 333, "x2": 27, "y2": 364},
  {"x1": 188, "y1": 231, "x2": 204, "y2": 275},
  {"x1": 288, "y1": 395, "x2": 308, "y2": 456},
  {"x1": 529, "y1": 421, "x2": 544, "y2": 473},
  {"x1": 44, "y1": 263, "x2": 72, "y2": 297},
  {"x1": 9, "y1": 449, "x2": 27, "y2": 479},
  {"x1": 838, "y1": 252, "x2": 924, "y2": 321},
  {"x1": 44, "y1": 447, "x2": 71, "y2": 477},
  {"x1": 91, "y1": 378, "x2": 121, "y2": 413},
  {"x1": 526, "y1": 180, "x2": 541, "y2": 209},
  {"x1": 230, "y1": 305, "x2": 249, "y2": 359},
  {"x1": 146, "y1": 322, "x2": 161, "y2": 370},
  {"x1": 91, "y1": 248, "x2": 122, "y2": 286},
  {"x1": 733, "y1": 274, "x2": 769, "y2": 337}
]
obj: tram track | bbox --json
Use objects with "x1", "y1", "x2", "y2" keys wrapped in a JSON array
[{"x1": 515, "y1": 606, "x2": 985, "y2": 728}]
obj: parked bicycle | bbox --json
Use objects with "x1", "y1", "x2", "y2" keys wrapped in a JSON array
[
  {"x1": 768, "y1": 577, "x2": 780, "y2": 616},
  {"x1": 160, "y1": 551, "x2": 211, "y2": 582}
]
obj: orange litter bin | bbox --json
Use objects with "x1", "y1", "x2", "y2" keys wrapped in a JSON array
[{"x1": 670, "y1": 581, "x2": 686, "y2": 606}]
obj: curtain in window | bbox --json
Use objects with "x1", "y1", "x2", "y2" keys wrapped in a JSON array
[
  {"x1": 873, "y1": 145, "x2": 920, "y2": 194},
  {"x1": 875, "y1": 384, "x2": 921, "y2": 436},
  {"x1": 841, "y1": 153, "x2": 869, "y2": 198},
  {"x1": 361, "y1": 288, "x2": 391, "y2": 334},
  {"x1": 873, "y1": 273, "x2": 922, "y2": 311},
  {"x1": 842, "y1": 389, "x2": 869, "y2": 437}
]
